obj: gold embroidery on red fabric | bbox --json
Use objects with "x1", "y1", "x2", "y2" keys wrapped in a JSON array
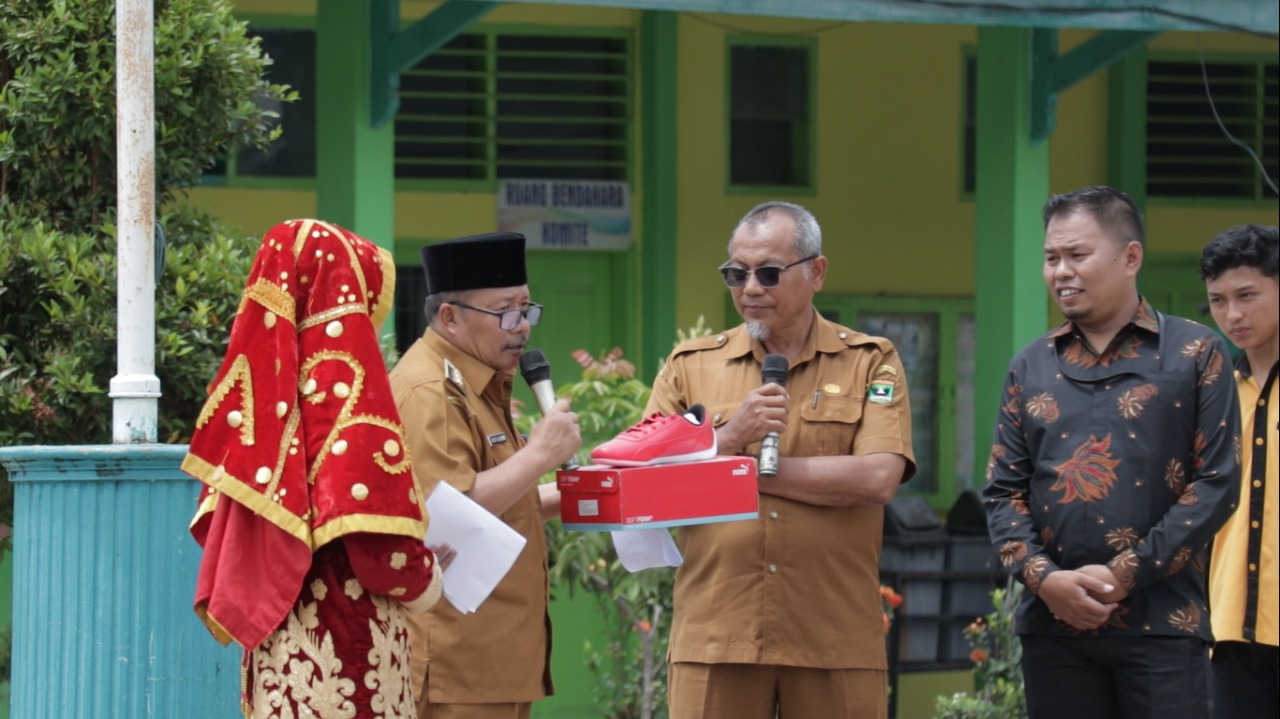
[
  {"x1": 264, "y1": 407, "x2": 302, "y2": 497},
  {"x1": 300, "y1": 351, "x2": 366, "y2": 486},
  {"x1": 244, "y1": 278, "x2": 296, "y2": 325},
  {"x1": 299, "y1": 303, "x2": 366, "y2": 331},
  {"x1": 364, "y1": 596, "x2": 415, "y2": 717},
  {"x1": 370, "y1": 419, "x2": 413, "y2": 475},
  {"x1": 249, "y1": 599, "x2": 358, "y2": 719},
  {"x1": 195, "y1": 355, "x2": 255, "y2": 446}
]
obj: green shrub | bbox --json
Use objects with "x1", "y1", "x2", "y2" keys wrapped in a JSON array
[
  {"x1": 0, "y1": 0, "x2": 291, "y2": 228},
  {"x1": 933, "y1": 579, "x2": 1028, "y2": 719}
]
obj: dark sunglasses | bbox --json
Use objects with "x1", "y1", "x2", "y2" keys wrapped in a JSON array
[
  {"x1": 450, "y1": 302, "x2": 543, "y2": 331},
  {"x1": 718, "y1": 255, "x2": 817, "y2": 289}
]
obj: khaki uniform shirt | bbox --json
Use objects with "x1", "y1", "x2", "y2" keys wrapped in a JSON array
[
  {"x1": 646, "y1": 311, "x2": 916, "y2": 669},
  {"x1": 390, "y1": 330, "x2": 552, "y2": 703},
  {"x1": 1210, "y1": 358, "x2": 1278, "y2": 646}
]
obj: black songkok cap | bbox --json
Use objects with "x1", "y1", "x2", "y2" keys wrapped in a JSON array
[{"x1": 421, "y1": 232, "x2": 527, "y2": 295}]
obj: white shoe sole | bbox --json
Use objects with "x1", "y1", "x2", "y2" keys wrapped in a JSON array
[{"x1": 591, "y1": 438, "x2": 718, "y2": 468}]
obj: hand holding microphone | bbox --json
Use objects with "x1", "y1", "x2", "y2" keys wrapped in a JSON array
[
  {"x1": 758, "y1": 354, "x2": 789, "y2": 477},
  {"x1": 519, "y1": 349, "x2": 582, "y2": 471}
]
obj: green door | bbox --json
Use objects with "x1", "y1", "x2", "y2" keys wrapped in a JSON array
[
  {"x1": 518, "y1": 251, "x2": 625, "y2": 412},
  {"x1": 1140, "y1": 253, "x2": 1235, "y2": 356}
]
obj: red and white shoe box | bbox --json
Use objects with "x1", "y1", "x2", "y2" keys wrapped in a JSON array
[{"x1": 557, "y1": 456, "x2": 759, "y2": 531}]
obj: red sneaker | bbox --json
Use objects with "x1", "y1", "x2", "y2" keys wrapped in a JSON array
[{"x1": 590, "y1": 404, "x2": 717, "y2": 467}]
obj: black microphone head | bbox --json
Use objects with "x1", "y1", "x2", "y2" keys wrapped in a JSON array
[
  {"x1": 761, "y1": 354, "x2": 789, "y2": 386},
  {"x1": 519, "y1": 349, "x2": 552, "y2": 385}
]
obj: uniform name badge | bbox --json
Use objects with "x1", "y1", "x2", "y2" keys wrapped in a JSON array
[{"x1": 487, "y1": 432, "x2": 508, "y2": 446}]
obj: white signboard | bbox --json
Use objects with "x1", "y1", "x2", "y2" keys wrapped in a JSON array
[{"x1": 498, "y1": 179, "x2": 632, "y2": 251}]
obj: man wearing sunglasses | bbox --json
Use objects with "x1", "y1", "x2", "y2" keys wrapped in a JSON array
[
  {"x1": 644, "y1": 201, "x2": 917, "y2": 719},
  {"x1": 390, "y1": 232, "x2": 582, "y2": 719}
]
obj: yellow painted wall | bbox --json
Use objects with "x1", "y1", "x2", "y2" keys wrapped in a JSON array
[
  {"x1": 675, "y1": 19, "x2": 985, "y2": 333},
  {"x1": 674, "y1": 20, "x2": 1276, "y2": 332},
  {"x1": 207, "y1": 3, "x2": 1277, "y2": 330}
]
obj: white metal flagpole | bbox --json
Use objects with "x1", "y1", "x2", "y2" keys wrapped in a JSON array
[{"x1": 110, "y1": 0, "x2": 160, "y2": 443}]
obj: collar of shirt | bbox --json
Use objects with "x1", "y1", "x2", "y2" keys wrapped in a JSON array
[
  {"x1": 422, "y1": 329, "x2": 514, "y2": 400},
  {"x1": 1047, "y1": 295, "x2": 1161, "y2": 341},
  {"x1": 720, "y1": 307, "x2": 854, "y2": 365}
]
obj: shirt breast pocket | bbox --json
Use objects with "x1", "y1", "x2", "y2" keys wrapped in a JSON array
[
  {"x1": 799, "y1": 394, "x2": 864, "y2": 456},
  {"x1": 704, "y1": 403, "x2": 738, "y2": 429}
]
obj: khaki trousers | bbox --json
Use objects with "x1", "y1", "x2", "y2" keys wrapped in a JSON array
[{"x1": 668, "y1": 661, "x2": 887, "y2": 719}]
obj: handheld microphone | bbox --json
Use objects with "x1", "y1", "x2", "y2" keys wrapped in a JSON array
[
  {"x1": 758, "y1": 354, "x2": 788, "y2": 477},
  {"x1": 518, "y1": 349, "x2": 580, "y2": 471}
]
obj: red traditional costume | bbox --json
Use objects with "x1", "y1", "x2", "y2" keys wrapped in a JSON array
[{"x1": 184, "y1": 219, "x2": 442, "y2": 718}]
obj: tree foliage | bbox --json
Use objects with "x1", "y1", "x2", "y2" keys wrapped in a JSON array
[
  {"x1": 0, "y1": 0, "x2": 291, "y2": 228},
  {"x1": 0, "y1": 0, "x2": 290, "y2": 554}
]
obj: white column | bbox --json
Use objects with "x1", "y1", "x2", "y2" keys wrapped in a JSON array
[{"x1": 110, "y1": 0, "x2": 160, "y2": 443}]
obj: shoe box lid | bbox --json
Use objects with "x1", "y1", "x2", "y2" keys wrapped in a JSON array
[{"x1": 557, "y1": 456, "x2": 759, "y2": 531}]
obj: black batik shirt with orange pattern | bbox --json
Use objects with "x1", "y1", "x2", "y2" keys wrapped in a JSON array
[{"x1": 983, "y1": 298, "x2": 1241, "y2": 640}]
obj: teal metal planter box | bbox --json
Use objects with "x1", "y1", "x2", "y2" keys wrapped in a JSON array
[{"x1": 0, "y1": 445, "x2": 239, "y2": 718}]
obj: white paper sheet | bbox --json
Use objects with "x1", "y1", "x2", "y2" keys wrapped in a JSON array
[
  {"x1": 424, "y1": 481, "x2": 527, "y2": 614},
  {"x1": 611, "y1": 529, "x2": 683, "y2": 572}
]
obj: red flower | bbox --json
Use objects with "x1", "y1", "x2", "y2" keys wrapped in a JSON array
[{"x1": 970, "y1": 648, "x2": 989, "y2": 663}]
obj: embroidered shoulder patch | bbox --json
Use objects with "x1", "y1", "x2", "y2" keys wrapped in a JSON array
[{"x1": 868, "y1": 383, "x2": 895, "y2": 404}]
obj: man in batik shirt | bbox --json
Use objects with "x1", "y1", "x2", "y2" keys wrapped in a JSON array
[{"x1": 982, "y1": 186, "x2": 1240, "y2": 719}]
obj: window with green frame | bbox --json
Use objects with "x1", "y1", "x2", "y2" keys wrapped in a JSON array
[
  {"x1": 1146, "y1": 54, "x2": 1278, "y2": 201},
  {"x1": 205, "y1": 25, "x2": 318, "y2": 182},
  {"x1": 727, "y1": 38, "x2": 813, "y2": 190},
  {"x1": 396, "y1": 29, "x2": 632, "y2": 185},
  {"x1": 813, "y1": 296, "x2": 976, "y2": 510},
  {"x1": 205, "y1": 25, "x2": 631, "y2": 187}
]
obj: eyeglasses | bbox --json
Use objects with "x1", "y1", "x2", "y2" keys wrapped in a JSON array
[
  {"x1": 718, "y1": 255, "x2": 817, "y2": 288},
  {"x1": 450, "y1": 302, "x2": 543, "y2": 331}
]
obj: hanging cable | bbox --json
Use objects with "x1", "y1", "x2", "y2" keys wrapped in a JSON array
[{"x1": 1197, "y1": 37, "x2": 1279, "y2": 196}]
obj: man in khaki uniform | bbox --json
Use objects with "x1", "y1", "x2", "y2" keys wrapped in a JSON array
[
  {"x1": 646, "y1": 201, "x2": 916, "y2": 719},
  {"x1": 390, "y1": 232, "x2": 582, "y2": 719}
]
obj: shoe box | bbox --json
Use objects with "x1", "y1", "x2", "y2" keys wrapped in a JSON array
[{"x1": 557, "y1": 456, "x2": 759, "y2": 531}]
